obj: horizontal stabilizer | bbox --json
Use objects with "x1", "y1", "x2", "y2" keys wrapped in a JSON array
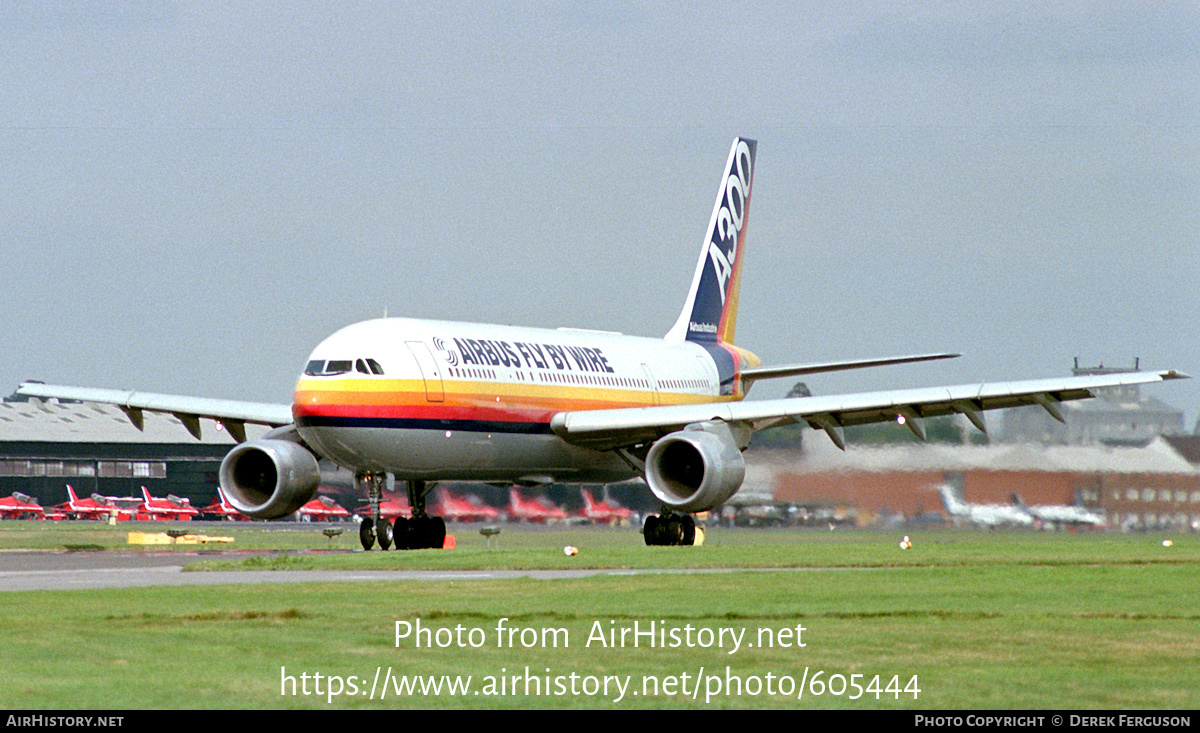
[{"x1": 739, "y1": 352, "x2": 959, "y2": 391}]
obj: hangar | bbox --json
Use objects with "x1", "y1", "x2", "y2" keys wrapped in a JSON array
[{"x1": 0, "y1": 389, "x2": 264, "y2": 510}]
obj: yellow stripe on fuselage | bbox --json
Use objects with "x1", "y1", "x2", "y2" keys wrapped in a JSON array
[{"x1": 294, "y1": 376, "x2": 735, "y2": 414}]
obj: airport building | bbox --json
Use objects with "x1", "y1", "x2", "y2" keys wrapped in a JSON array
[
  {"x1": 761, "y1": 435, "x2": 1200, "y2": 531},
  {"x1": 0, "y1": 391, "x2": 264, "y2": 509}
]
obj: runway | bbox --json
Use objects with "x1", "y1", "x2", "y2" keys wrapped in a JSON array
[{"x1": 0, "y1": 550, "x2": 769, "y2": 592}]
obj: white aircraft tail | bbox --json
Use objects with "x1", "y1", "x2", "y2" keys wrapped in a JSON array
[
  {"x1": 666, "y1": 137, "x2": 757, "y2": 345},
  {"x1": 938, "y1": 485, "x2": 966, "y2": 514}
]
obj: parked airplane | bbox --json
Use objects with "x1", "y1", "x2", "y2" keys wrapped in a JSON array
[
  {"x1": 938, "y1": 485, "x2": 1034, "y2": 528},
  {"x1": 578, "y1": 488, "x2": 631, "y2": 525},
  {"x1": 297, "y1": 495, "x2": 350, "y2": 522},
  {"x1": 59, "y1": 485, "x2": 141, "y2": 521},
  {"x1": 0, "y1": 492, "x2": 45, "y2": 520},
  {"x1": 17, "y1": 137, "x2": 1187, "y2": 549},
  {"x1": 201, "y1": 487, "x2": 252, "y2": 521},
  {"x1": 1010, "y1": 493, "x2": 1106, "y2": 529},
  {"x1": 139, "y1": 487, "x2": 200, "y2": 521},
  {"x1": 432, "y1": 486, "x2": 501, "y2": 523},
  {"x1": 355, "y1": 491, "x2": 412, "y2": 524},
  {"x1": 507, "y1": 488, "x2": 568, "y2": 524}
]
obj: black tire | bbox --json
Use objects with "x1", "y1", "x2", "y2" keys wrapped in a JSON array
[
  {"x1": 665, "y1": 516, "x2": 684, "y2": 545},
  {"x1": 680, "y1": 514, "x2": 696, "y2": 546},
  {"x1": 377, "y1": 518, "x2": 393, "y2": 551},
  {"x1": 359, "y1": 517, "x2": 376, "y2": 551},
  {"x1": 392, "y1": 517, "x2": 410, "y2": 550},
  {"x1": 427, "y1": 516, "x2": 447, "y2": 549},
  {"x1": 644, "y1": 515, "x2": 661, "y2": 546}
]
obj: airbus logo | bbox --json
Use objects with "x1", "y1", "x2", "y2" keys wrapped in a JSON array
[
  {"x1": 433, "y1": 337, "x2": 459, "y2": 366},
  {"x1": 707, "y1": 139, "x2": 753, "y2": 304}
]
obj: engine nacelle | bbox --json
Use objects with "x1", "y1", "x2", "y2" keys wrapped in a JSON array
[
  {"x1": 219, "y1": 438, "x2": 321, "y2": 519},
  {"x1": 644, "y1": 422, "x2": 746, "y2": 513}
]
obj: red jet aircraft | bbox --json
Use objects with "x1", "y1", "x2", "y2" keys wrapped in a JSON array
[
  {"x1": 201, "y1": 487, "x2": 253, "y2": 521},
  {"x1": 578, "y1": 489, "x2": 631, "y2": 525},
  {"x1": 59, "y1": 485, "x2": 141, "y2": 521},
  {"x1": 140, "y1": 487, "x2": 201, "y2": 521},
  {"x1": 507, "y1": 488, "x2": 567, "y2": 523},
  {"x1": 0, "y1": 492, "x2": 45, "y2": 520},
  {"x1": 431, "y1": 486, "x2": 500, "y2": 522},
  {"x1": 297, "y1": 495, "x2": 350, "y2": 521}
]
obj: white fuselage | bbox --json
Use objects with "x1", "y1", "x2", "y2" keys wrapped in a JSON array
[{"x1": 291, "y1": 318, "x2": 743, "y2": 482}]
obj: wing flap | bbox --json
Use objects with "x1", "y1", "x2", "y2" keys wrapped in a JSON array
[
  {"x1": 551, "y1": 370, "x2": 1187, "y2": 450},
  {"x1": 16, "y1": 382, "x2": 293, "y2": 437}
]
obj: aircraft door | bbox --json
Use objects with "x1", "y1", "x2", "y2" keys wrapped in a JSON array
[
  {"x1": 406, "y1": 341, "x2": 445, "y2": 402},
  {"x1": 640, "y1": 363, "x2": 659, "y2": 405}
]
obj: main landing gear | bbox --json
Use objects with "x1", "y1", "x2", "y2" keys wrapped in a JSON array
[
  {"x1": 643, "y1": 510, "x2": 697, "y2": 546},
  {"x1": 357, "y1": 473, "x2": 446, "y2": 551}
]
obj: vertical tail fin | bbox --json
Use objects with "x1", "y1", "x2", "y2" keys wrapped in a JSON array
[{"x1": 666, "y1": 136, "x2": 757, "y2": 344}]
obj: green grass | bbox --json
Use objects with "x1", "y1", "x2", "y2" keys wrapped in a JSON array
[
  {"x1": 1, "y1": 522, "x2": 1198, "y2": 709},
  {"x1": 0, "y1": 520, "x2": 349, "y2": 552}
]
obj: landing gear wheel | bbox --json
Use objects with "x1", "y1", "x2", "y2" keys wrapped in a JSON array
[
  {"x1": 377, "y1": 518, "x2": 393, "y2": 551},
  {"x1": 403, "y1": 516, "x2": 447, "y2": 549},
  {"x1": 399, "y1": 479, "x2": 448, "y2": 550},
  {"x1": 644, "y1": 513, "x2": 697, "y2": 546},
  {"x1": 426, "y1": 516, "x2": 447, "y2": 549},
  {"x1": 680, "y1": 515, "x2": 696, "y2": 546},
  {"x1": 665, "y1": 516, "x2": 684, "y2": 544},
  {"x1": 359, "y1": 517, "x2": 376, "y2": 551},
  {"x1": 644, "y1": 515, "x2": 661, "y2": 546},
  {"x1": 392, "y1": 517, "x2": 410, "y2": 550}
]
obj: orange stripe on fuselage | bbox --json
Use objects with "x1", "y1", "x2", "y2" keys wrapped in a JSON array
[{"x1": 293, "y1": 377, "x2": 735, "y2": 425}]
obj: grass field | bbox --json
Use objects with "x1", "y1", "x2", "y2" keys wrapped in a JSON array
[{"x1": 1, "y1": 521, "x2": 1198, "y2": 709}]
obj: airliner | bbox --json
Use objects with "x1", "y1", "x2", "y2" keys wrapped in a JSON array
[
  {"x1": 1010, "y1": 493, "x2": 1106, "y2": 529},
  {"x1": 18, "y1": 136, "x2": 1187, "y2": 550},
  {"x1": 938, "y1": 485, "x2": 1034, "y2": 529}
]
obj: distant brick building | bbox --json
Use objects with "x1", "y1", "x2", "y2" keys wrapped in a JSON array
[{"x1": 761, "y1": 436, "x2": 1200, "y2": 531}]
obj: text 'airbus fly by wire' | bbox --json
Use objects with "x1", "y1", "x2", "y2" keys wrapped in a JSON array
[{"x1": 19, "y1": 137, "x2": 1187, "y2": 549}]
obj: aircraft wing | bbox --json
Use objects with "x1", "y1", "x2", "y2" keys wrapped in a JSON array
[
  {"x1": 551, "y1": 369, "x2": 1188, "y2": 451},
  {"x1": 15, "y1": 382, "x2": 292, "y2": 442}
]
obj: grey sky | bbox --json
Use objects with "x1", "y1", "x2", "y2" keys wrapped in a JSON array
[{"x1": 2, "y1": 2, "x2": 1196, "y2": 426}]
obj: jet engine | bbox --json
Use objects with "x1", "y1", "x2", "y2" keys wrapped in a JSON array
[
  {"x1": 644, "y1": 422, "x2": 745, "y2": 513},
  {"x1": 219, "y1": 436, "x2": 321, "y2": 519}
]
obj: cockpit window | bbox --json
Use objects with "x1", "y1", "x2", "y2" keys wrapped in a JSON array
[
  {"x1": 324, "y1": 360, "x2": 353, "y2": 375},
  {"x1": 354, "y1": 358, "x2": 385, "y2": 375},
  {"x1": 306, "y1": 358, "x2": 384, "y2": 376}
]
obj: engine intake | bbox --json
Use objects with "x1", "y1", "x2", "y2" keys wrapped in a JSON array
[
  {"x1": 219, "y1": 438, "x2": 321, "y2": 519},
  {"x1": 644, "y1": 422, "x2": 745, "y2": 513}
]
